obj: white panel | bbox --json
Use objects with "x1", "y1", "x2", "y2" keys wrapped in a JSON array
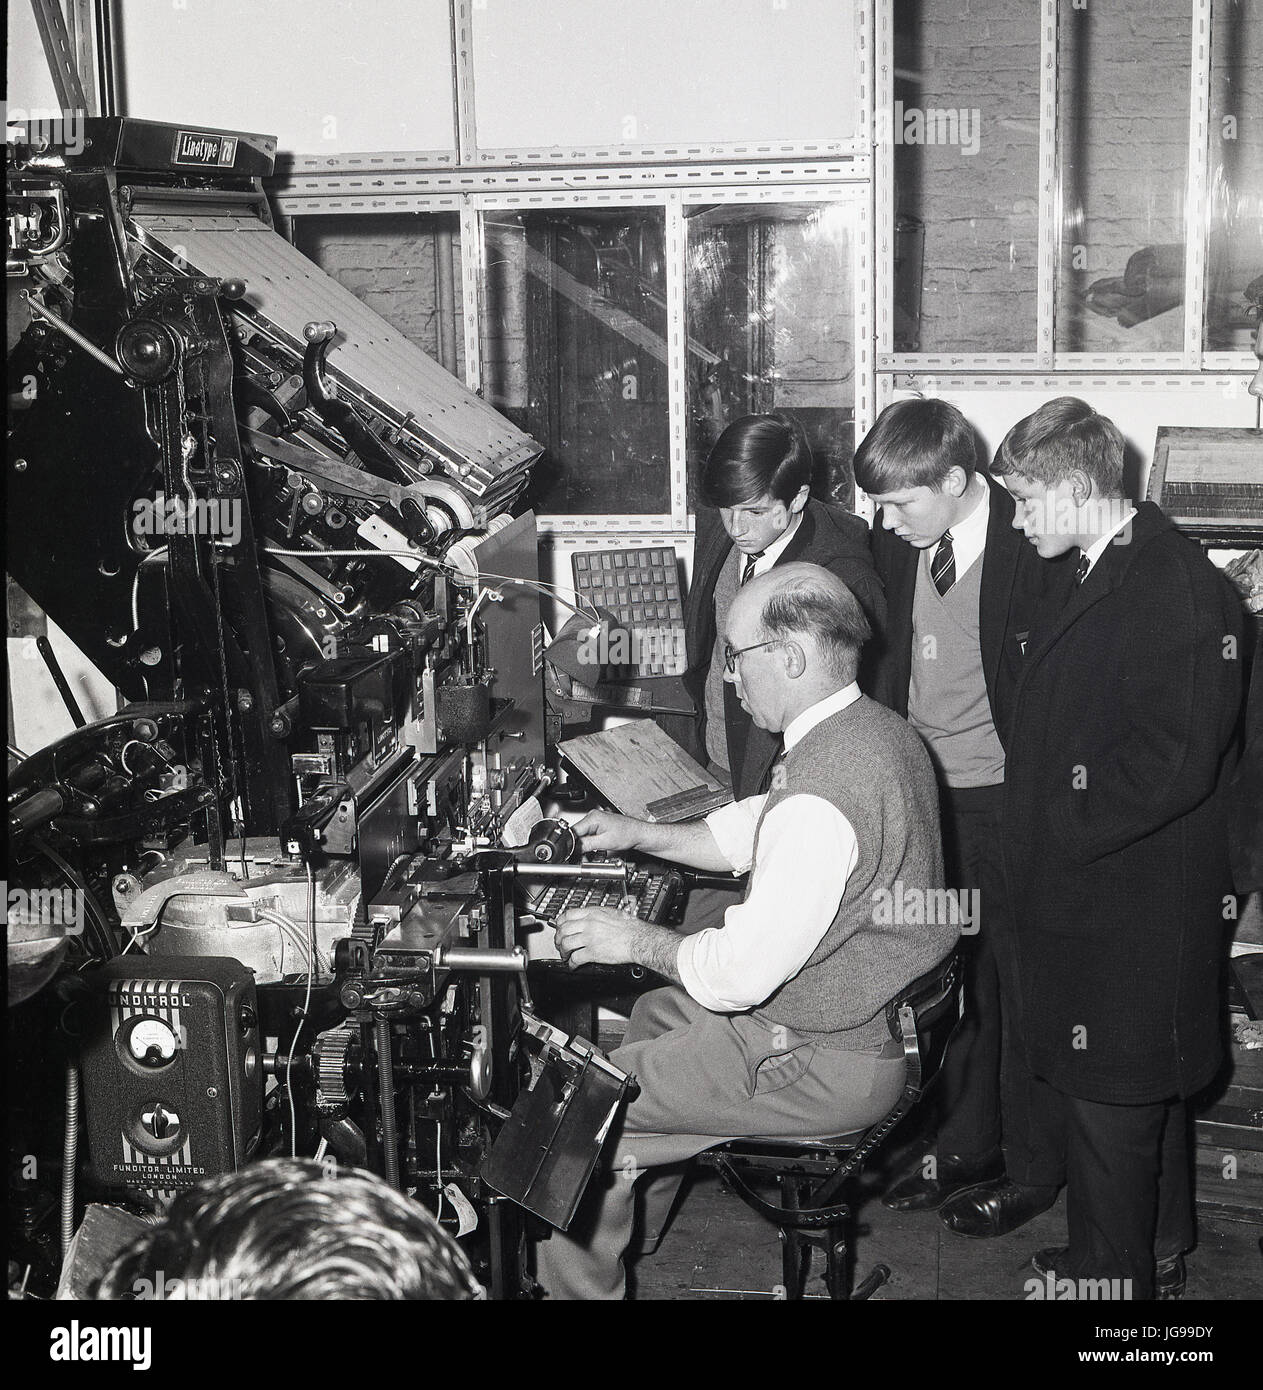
[
  {"x1": 471, "y1": 0, "x2": 858, "y2": 159},
  {"x1": 114, "y1": 0, "x2": 456, "y2": 160},
  {"x1": 9, "y1": 625, "x2": 117, "y2": 757},
  {"x1": 7, "y1": 1, "x2": 63, "y2": 114},
  {"x1": 884, "y1": 376, "x2": 1258, "y2": 498}
]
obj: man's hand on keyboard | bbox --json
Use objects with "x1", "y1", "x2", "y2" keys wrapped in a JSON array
[
  {"x1": 554, "y1": 904, "x2": 639, "y2": 967},
  {"x1": 570, "y1": 809, "x2": 644, "y2": 855}
]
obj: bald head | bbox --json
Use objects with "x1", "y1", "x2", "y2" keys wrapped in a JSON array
[{"x1": 725, "y1": 563, "x2": 871, "y2": 729}]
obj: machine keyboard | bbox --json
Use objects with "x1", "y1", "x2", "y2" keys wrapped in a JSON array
[{"x1": 530, "y1": 867, "x2": 684, "y2": 925}]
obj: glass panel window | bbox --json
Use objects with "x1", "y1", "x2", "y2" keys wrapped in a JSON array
[
  {"x1": 292, "y1": 213, "x2": 464, "y2": 376},
  {"x1": 891, "y1": 0, "x2": 1041, "y2": 354},
  {"x1": 685, "y1": 202, "x2": 856, "y2": 509},
  {"x1": 1206, "y1": 0, "x2": 1263, "y2": 352},
  {"x1": 480, "y1": 209, "x2": 669, "y2": 516},
  {"x1": 1055, "y1": 0, "x2": 1192, "y2": 352}
]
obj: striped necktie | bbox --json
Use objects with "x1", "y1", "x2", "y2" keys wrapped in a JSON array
[
  {"x1": 931, "y1": 531, "x2": 956, "y2": 596},
  {"x1": 740, "y1": 550, "x2": 764, "y2": 586}
]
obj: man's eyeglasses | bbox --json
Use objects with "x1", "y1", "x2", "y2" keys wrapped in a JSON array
[{"x1": 723, "y1": 639, "x2": 783, "y2": 674}]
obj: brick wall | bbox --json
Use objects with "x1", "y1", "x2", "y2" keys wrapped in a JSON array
[
  {"x1": 292, "y1": 214, "x2": 465, "y2": 379},
  {"x1": 894, "y1": 0, "x2": 1043, "y2": 353},
  {"x1": 894, "y1": 0, "x2": 1217, "y2": 355}
]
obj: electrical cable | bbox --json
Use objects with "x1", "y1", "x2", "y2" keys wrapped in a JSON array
[
  {"x1": 28, "y1": 838, "x2": 115, "y2": 959},
  {"x1": 257, "y1": 907, "x2": 318, "y2": 979},
  {"x1": 286, "y1": 863, "x2": 317, "y2": 1158},
  {"x1": 261, "y1": 546, "x2": 600, "y2": 621}
]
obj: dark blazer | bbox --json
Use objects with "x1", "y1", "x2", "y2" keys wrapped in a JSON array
[
  {"x1": 864, "y1": 473, "x2": 1072, "y2": 750},
  {"x1": 667, "y1": 497, "x2": 885, "y2": 798},
  {"x1": 1001, "y1": 502, "x2": 1245, "y2": 1104},
  {"x1": 1228, "y1": 617, "x2": 1263, "y2": 895}
]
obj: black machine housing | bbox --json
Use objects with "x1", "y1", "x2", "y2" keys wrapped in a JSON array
[{"x1": 6, "y1": 117, "x2": 641, "y2": 1298}]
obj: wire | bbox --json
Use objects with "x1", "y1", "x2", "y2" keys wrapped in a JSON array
[
  {"x1": 286, "y1": 863, "x2": 317, "y2": 1159},
  {"x1": 120, "y1": 921, "x2": 159, "y2": 956},
  {"x1": 261, "y1": 545, "x2": 601, "y2": 621},
  {"x1": 435, "y1": 1122, "x2": 445, "y2": 1224},
  {"x1": 29, "y1": 838, "x2": 115, "y2": 959},
  {"x1": 129, "y1": 547, "x2": 168, "y2": 633},
  {"x1": 257, "y1": 908, "x2": 317, "y2": 979}
]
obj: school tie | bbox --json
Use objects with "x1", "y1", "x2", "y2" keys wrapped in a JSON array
[
  {"x1": 1075, "y1": 553, "x2": 1091, "y2": 586},
  {"x1": 740, "y1": 550, "x2": 764, "y2": 586},
  {"x1": 931, "y1": 531, "x2": 956, "y2": 596}
]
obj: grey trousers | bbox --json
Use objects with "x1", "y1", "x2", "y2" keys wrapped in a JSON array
[{"x1": 534, "y1": 986, "x2": 906, "y2": 1300}]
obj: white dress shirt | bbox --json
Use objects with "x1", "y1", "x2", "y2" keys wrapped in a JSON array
[
  {"x1": 940, "y1": 474, "x2": 990, "y2": 581},
  {"x1": 1078, "y1": 503, "x2": 1138, "y2": 580},
  {"x1": 676, "y1": 684, "x2": 862, "y2": 1012},
  {"x1": 742, "y1": 509, "x2": 803, "y2": 583}
]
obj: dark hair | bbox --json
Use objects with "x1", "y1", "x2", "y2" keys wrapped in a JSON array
[
  {"x1": 95, "y1": 1159, "x2": 482, "y2": 1301},
  {"x1": 853, "y1": 398, "x2": 978, "y2": 494},
  {"x1": 701, "y1": 412, "x2": 813, "y2": 508},
  {"x1": 758, "y1": 565, "x2": 872, "y2": 683},
  {"x1": 992, "y1": 396, "x2": 1125, "y2": 496}
]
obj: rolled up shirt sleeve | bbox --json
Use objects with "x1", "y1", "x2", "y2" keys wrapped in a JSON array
[
  {"x1": 702, "y1": 794, "x2": 767, "y2": 873},
  {"x1": 677, "y1": 794, "x2": 858, "y2": 1012}
]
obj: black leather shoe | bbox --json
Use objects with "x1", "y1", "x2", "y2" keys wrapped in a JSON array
[
  {"x1": 1032, "y1": 1247, "x2": 1186, "y2": 1300},
  {"x1": 881, "y1": 1150, "x2": 1004, "y2": 1212},
  {"x1": 939, "y1": 1177, "x2": 1057, "y2": 1237}
]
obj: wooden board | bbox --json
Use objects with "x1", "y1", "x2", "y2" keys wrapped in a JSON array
[{"x1": 560, "y1": 721, "x2": 732, "y2": 823}]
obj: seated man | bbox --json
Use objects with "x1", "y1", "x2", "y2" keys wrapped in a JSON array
[
  {"x1": 536, "y1": 563, "x2": 956, "y2": 1300},
  {"x1": 95, "y1": 1158, "x2": 482, "y2": 1300},
  {"x1": 669, "y1": 412, "x2": 885, "y2": 799}
]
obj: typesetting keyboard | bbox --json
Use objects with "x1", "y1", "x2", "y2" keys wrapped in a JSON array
[
  {"x1": 527, "y1": 866, "x2": 686, "y2": 925},
  {"x1": 571, "y1": 546, "x2": 686, "y2": 677}
]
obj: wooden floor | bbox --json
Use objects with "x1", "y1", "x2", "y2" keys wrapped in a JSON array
[{"x1": 629, "y1": 1133, "x2": 1263, "y2": 1301}]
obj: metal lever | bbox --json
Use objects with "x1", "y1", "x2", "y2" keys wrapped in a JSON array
[{"x1": 433, "y1": 943, "x2": 534, "y2": 1008}]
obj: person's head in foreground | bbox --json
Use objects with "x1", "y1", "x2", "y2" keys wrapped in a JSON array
[
  {"x1": 722, "y1": 562, "x2": 871, "y2": 734},
  {"x1": 702, "y1": 412, "x2": 814, "y2": 556},
  {"x1": 991, "y1": 396, "x2": 1129, "y2": 559},
  {"x1": 95, "y1": 1157, "x2": 482, "y2": 1300}
]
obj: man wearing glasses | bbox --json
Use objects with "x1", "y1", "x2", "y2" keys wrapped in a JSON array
[{"x1": 534, "y1": 563, "x2": 955, "y2": 1300}]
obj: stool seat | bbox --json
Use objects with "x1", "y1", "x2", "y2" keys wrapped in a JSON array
[{"x1": 695, "y1": 952, "x2": 962, "y2": 1300}]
